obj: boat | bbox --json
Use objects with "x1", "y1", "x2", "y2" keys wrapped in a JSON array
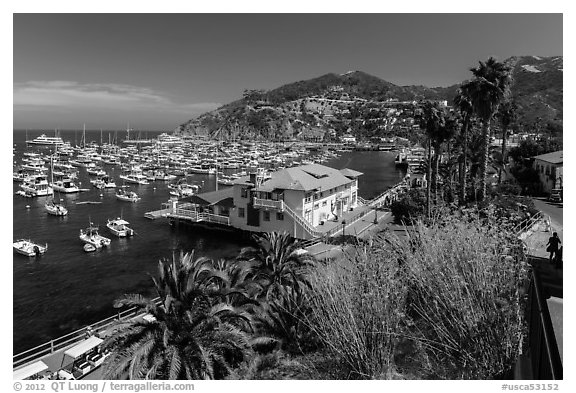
[
  {"x1": 106, "y1": 218, "x2": 134, "y2": 237},
  {"x1": 119, "y1": 165, "x2": 150, "y2": 185},
  {"x1": 168, "y1": 182, "x2": 200, "y2": 198},
  {"x1": 90, "y1": 175, "x2": 116, "y2": 189},
  {"x1": 19, "y1": 174, "x2": 53, "y2": 197},
  {"x1": 116, "y1": 188, "x2": 140, "y2": 202},
  {"x1": 13, "y1": 239, "x2": 48, "y2": 257},
  {"x1": 79, "y1": 224, "x2": 111, "y2": 248},
  {"x1": 45, "y1": 198, "x2": 68, "y2": 216},
  {"x1": 83, "y1": 244, "x2": 96, "y2": 252},
  {"x1": 154, "y1": 171, "x2": 177, "y2": 181},
  {"x1": 26, "y1": 134, "x2": 65, "y2": 146},
  {"x1": 87, "y1": 166, "x2": 106, "y2": 176},
  {"x1": 51, "y1": 177, "x2": 80, "y2": 193}
]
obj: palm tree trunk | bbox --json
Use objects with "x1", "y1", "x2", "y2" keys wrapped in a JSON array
[
  {"x1": 478, "y1": 120, "x2": 491, "y2": 201},
  {"x1": 426, "y1": 139, "x2": 432, "y2": 217},
  {"x1": 459, "y1": 116, "x2": 469, "y2": 205},
  {"x1": 433, "y1": 144, "x2": 441, "y2": 205},
  {"x1": 498, "y1": 126, "x2": 508, "y2": 184}
]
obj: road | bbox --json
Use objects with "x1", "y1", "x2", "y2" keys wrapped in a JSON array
[{"x1": 532, "y1": 197, "x2": 563, "y2": 227}]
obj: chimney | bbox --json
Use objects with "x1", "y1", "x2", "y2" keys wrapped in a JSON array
[{"x1": 249, "y1": 173, "x2": 257, "y2": 185}]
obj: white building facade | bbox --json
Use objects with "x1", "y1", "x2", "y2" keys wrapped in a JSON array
[{"x1": 229, "y1": 164, "x2": 362, "y2": 239}]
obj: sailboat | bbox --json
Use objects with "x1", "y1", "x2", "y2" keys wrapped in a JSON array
[{"x1": 45, "y1": 147, "x2": 68, "y2": 216}]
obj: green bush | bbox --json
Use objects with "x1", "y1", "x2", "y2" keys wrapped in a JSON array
[{"x1": 390, "y1": 188, "x2": 427, "y2": 224}]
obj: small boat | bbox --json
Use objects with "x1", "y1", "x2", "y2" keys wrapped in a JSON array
[
  {"x1": 79, "y1": 224, "x2": 111, "y2": 249},
  {"x1": 45, "y1": 198, "x2": 68, "y2": 216},
  {"x1": 116, "y1": 188, "x2": 140, "y2": 202},
  {"x1": 84, "y1": 244, "x2": 96, "y2": 252},
  {"x1": 13, "y1": 239, "x2": 48, "y2": 257},
  {"x1": 106, "y1": 218, "x2": 134, "y2": 237}
]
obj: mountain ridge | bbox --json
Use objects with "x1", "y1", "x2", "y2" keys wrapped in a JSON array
[{"x1": 176, "y1": 56, "x2": 562, "y2": 140}]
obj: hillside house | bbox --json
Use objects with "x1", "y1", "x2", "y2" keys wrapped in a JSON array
[{"x1": 533, "y1": 151, "x2": 563, "y2": 193}]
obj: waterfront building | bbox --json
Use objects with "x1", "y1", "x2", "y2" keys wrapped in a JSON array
[
  {"x1": 532, "y1": 150, "x2": 563, "y2": 194},
  {"x1": 173, "y1": 164, "x2": 363, "y2": 240}
]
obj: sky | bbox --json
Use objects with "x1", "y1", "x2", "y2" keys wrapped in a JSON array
[{"x1": 13, "y1": 13, "x2": 563, "y2": 131}]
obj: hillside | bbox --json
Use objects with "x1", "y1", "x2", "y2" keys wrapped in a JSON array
[
  {"x1": 505, "y1": 56, "x2": 563, "y2": 129},
  {"x1": 175, "y1": 56, "x2": 562, "y2": 140}
]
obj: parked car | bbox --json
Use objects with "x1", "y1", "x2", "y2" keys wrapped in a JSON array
[{"x1": 549, "y1": 189, "x2": 562, "y2": 203}]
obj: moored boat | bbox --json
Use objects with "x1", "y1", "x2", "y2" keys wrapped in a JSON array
[
  {"x1": 45, "y1": 198, "x2": 68, "y2": 216},
  {"x1": 13, "y1": 239, "x2": 48, "y2": 257},
  {"x1": 116, "y1": 188, "x2": 140, "y2": 202},
  {"x1": 106, "y1": 218, "x2": 134, "y2": 237},
  {"x1": 26, "y1": 134, "x2": 65, "y2": 146},
  {"x1": 79, "y1": 224, "x2": 111, "y2": 248}
]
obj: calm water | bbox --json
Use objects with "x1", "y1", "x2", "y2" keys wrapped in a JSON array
[{"x1": 12, "y1": 130, "x2": 405, "y2": 353}]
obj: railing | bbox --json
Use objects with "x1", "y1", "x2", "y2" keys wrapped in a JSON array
[
  {"x1": 197, "y1": 212, "x2": 230, "y2": 225},
  {"x1": 253, "y1": 198, "x2": 285, "y2": 211},
  {"x1": 525, "y1": 270, "x2": 563, "y2": 379},
  {"x1": 13, "y1": 297, "x2": 161, "y2": 369},
  {"x1": 515, "y1": 211, "x2": 544, "y2": 237},
  {"x1": 167, "y1": 207, "x2": 230, "y2": 226},
  {"x1": 283, "y1": 204, "x2": 323, "y2": 238}
]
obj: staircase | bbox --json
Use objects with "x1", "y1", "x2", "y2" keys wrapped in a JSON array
[{"x1": 283, "y1": 203, "x2": 322, "y2": 239}]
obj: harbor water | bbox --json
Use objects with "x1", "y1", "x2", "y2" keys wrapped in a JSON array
[{"x1": 12, "y1": 130, "x2": 405, "y2": 354}]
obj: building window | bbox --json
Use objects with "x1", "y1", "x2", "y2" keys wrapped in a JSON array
[
  {"x1": 238, "y1": 207, "x2": 245, "y2": 218},
  {"x1": 352, "y1": 192, "x2": 357, "y2": 205},
  {"x1": 263, "y1": 211, "x2": 270, "y2": 221},
  {"x1": 304, "y1": 193, "x2": 312, "y2": 203},
  {"x1": 276, "y1": 212, "x2": 284, "y2": 220},
  {"x1": 314, "y1": 203, "x2": 319, "y2": 210},
  {"x1": 322, "y1": 200, "x2": 327, "y2": 207},
  {"x1": 241, "y1": 188, "x2": 248, "y2": 198}
]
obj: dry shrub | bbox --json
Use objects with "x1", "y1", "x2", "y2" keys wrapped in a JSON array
[
  {"x1": 306, "y1": 238, "x2": 407, "y2": 379},
  {"x1": 402, "y1": 218, "x2": 529, "y2": 379}
]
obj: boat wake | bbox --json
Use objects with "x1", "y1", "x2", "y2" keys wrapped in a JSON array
[{"x1": 75, "y1": 201, "x2": 103, "y2": 205}]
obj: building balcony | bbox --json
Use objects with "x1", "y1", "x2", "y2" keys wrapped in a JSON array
[{"x1": 253, "y1": 198, "x2": 285, "y2": 211}]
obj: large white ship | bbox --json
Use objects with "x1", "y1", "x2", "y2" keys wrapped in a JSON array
[{"x1": 26, "y1": 134, "x2": 65, "y2": 146}]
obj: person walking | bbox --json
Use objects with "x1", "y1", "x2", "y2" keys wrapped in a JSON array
[{"x1": 546, "y1": 232, "x2": 561, "y2": 264}]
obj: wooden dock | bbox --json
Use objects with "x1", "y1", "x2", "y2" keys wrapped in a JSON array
[{"x1": 143, "y1": 208, "x2": 171, "y2": 220}]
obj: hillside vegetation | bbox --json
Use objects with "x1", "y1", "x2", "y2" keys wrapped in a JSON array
[{"x1": 175, "y1": 56, "x2": 562, "y2": 141}]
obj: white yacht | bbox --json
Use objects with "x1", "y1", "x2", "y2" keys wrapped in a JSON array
[
  {"x1": 51, "y1": 178, "x2": 80, "y2": 193},
  {"x1": 45, "y1": 198, "x2": 68, "y2": 216},
  {"x1": 19, "y1": 175, "x2": 53, "y2": 197},
  {"x1": 26, "y1": 134, "x2": 65, "y2": 146},
  {"x1": 79, "y1": 224, "x2": 111, "y2": 248},
  {"x1": 13, "y1": 239, "x2": 48, "y2": 257},
  {"x1": 116, "y1": 188, "x2": 140, "y2": 202},
  {"x1": 106, "y1": 218, "x2": 134, "y2": 237},
  {"x1": 119, "y1": 165, "x2": 149, "y2": 185}
]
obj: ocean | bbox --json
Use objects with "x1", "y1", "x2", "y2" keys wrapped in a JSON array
[{"x1": 12, "y1": 129, "x2": 405, "y2": 354}]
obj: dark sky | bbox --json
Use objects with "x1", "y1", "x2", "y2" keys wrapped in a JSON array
[{"x1": 13, "y1": 13, "x2": 563, "y2": 130}]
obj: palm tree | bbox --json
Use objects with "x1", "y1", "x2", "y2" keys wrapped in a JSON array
[
  {"x1": 496, "y1": 100, "x2": 518, "y2": 184},
  {"x1": 102, "y1": 252, "x2": 253, "y2": 379},
  {"x1": 453, "y1": 88, "x2": 474, "y2": 204},
  {"x1": 461, "y1": 57, "x2": 513, "y2": 201},
  {"x1": 237, "y1": 232, "x2": 316, "y2": 348},
  {"x1": 419, "y1": 102, "x2": 446, "y2": 215},
  {"x1": 237, "y1": 232, "x2": 315, "y2": 301},
  {"x1": 432, "y1": 114, "x2": 458, "y2": 204}
]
